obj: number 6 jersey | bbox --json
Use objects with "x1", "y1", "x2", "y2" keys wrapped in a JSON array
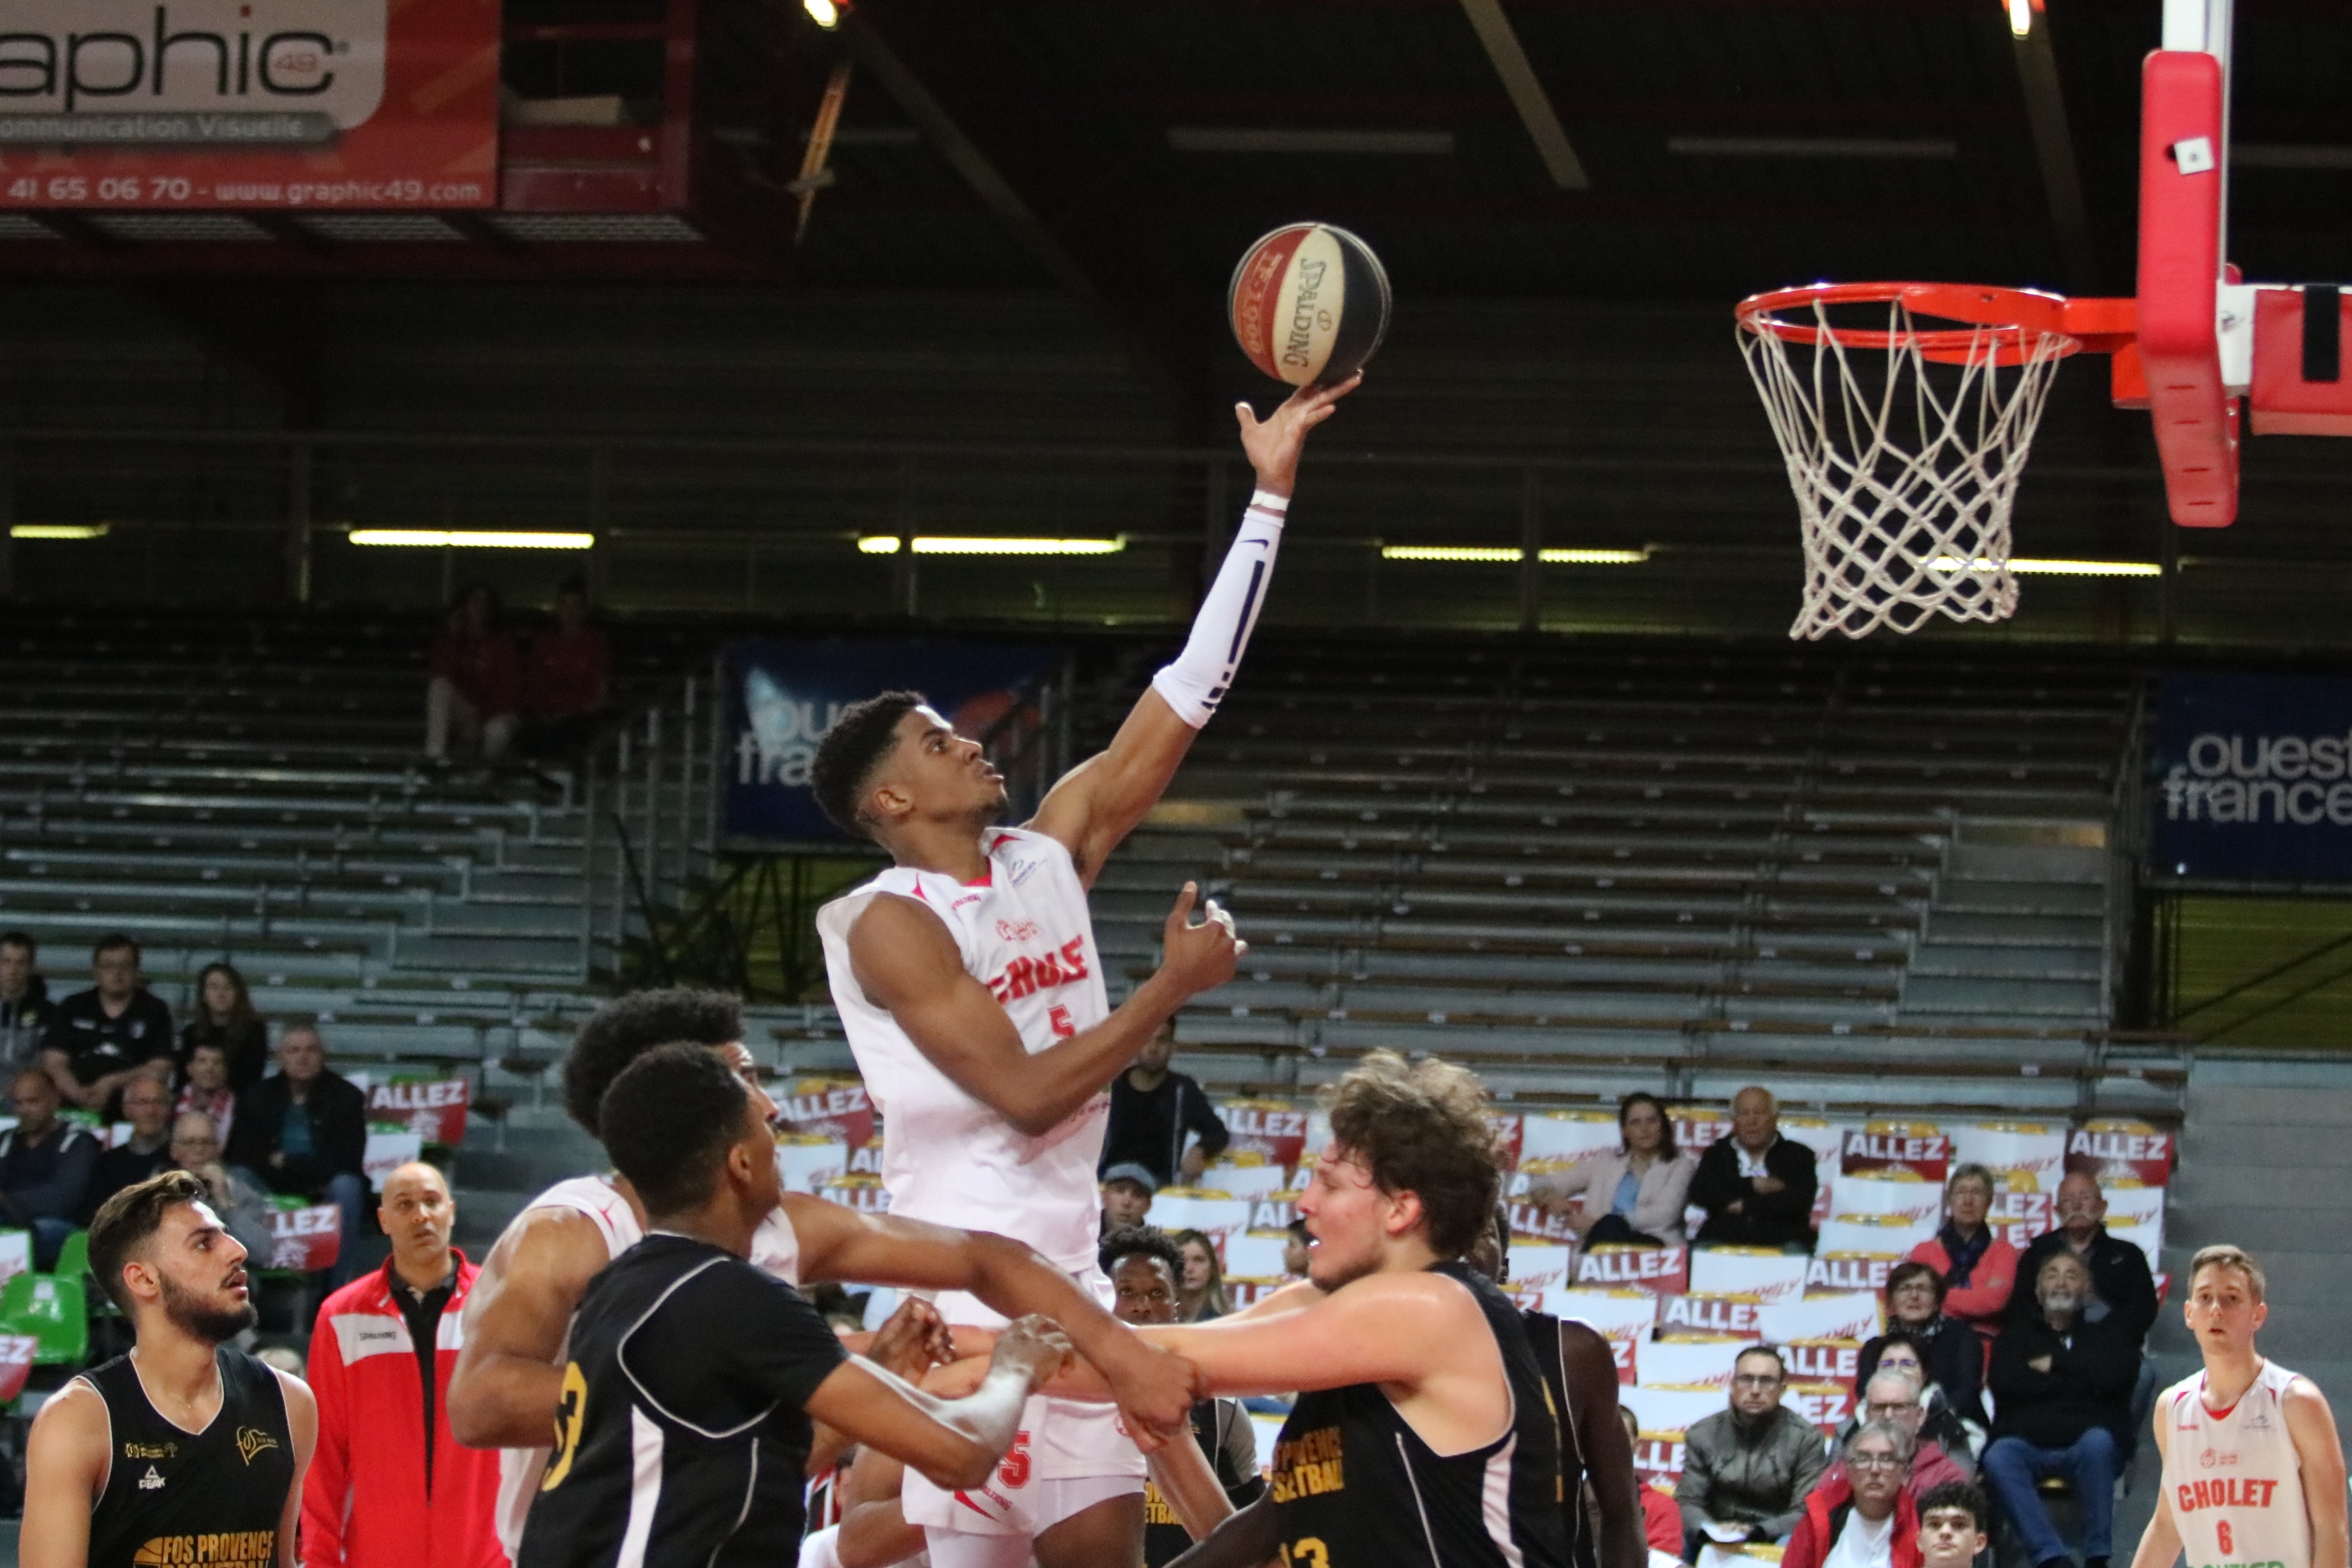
[{"x1": 2161, "y1": 1359, "x2": 2312, "y2": 1568}]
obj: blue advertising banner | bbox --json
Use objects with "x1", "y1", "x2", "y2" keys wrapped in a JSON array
[
  {"x1": 723, "y1": 640, "x2": 1061, "y2": 846},
  {"x1": 2152, "y1": 673, "x2": 2352, "y2": 882}
]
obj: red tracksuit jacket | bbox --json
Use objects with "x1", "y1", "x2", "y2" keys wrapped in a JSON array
[{"x1": 302, "y1": 1253, "x2": 507, "y2": 1568}]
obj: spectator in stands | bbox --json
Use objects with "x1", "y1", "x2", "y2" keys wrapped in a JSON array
[
  {"x1": 1906, "y1": 1163, "x2": 2017, "y2": 1343},
  {"x1": 520, "y1": 575, "x2": 612, "y2": 760},
  {"x1": 1100, "y1": 1019, "x2": 1230, "y2": 1190},
  {"x1": 1100, "y1": 1162, "x2": 1156, "y2": 1234},
  {"x1": 0, "y1": 931, "x2": 51, "y2": 1072},
  {"x1": 1172, "y1": 1227, "x2": 1230, "y2": 1321},
  {"x1": 1530, "y1": 1091, "x2": 1698, "y2": 1247},
  {"x1": 1689, "y1": 1086, "x2": 1819, "y2": 1250},
  {"x1": 1620, "y1": 1405, "x2": 1686, "y2": 1559},
  {"x1": 303, "y1": 1161, "x2": 503, "y2": 1568},
  {"x1": 1781, "y1": 1423, "x2": 1918, "y2": 1568},
  {"x1": 1100, "y1": 1225, "x2": 1265, "y2": 1568},
  {"x1": 177, "y1": 961, "x2": 268, "y2": 1092},
  {"x1": 1819, "y1": 1367, "x2": 1969, "y2": 1504},
  {"x1": 42, "y1": 933, "x2": 174, "y2": 1118},
  {"x1": 228, "y1": 1023, "x2": 370, "y2": 1287},
  {"x1": 2004, "y1": 1170, "x2": 2158, "y2": 1348},
  {"x1": 83, "y1": 1076, "x2": 175, "y2": 1220},
  {"x1": 169, "y1": 1110, "x2": 275, "y2": 1259},
  {"x1": 1916, "y1": 1481, "x2": 1991, "y2": 1568},
  {"x1": 1854, "y1": 1334, "x2": 1977, "y2": 1460},
  {"x1": 175, "y1": 1040, "x2": 236, "y2": 1146},
  {"x1": 1675, "y1": 1344, "x2": 1828, "y2": 1555},
  {"x1": 1981, "y1": 1250, "x2": 2136, "y2": 1568},
  {"x1": 1866, "y1": 1264, "x2": 1987, "y2": 1428},
  {"x1": 425, "y1": 584, "x2": 520, "y2": 763},
  {"x1": 1282, "y1": 1217, "x2": 1310, "y2": 1280},
  {"x1": 0, "y1": 1068, "x2": 96, "y2": 1267}
]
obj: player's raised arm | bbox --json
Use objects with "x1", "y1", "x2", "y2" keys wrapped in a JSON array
[
  {"x1": 846, "y1": 879, "x2": 1238, "y2": 1137},
  {"x1": 447, "y1": 1204, "x2": 615, "y2": 1448},
  {"x1": 805, "y1": 1315, "x2": 1073, "y2": 1492},
  {"x1": 1029, "y1": 373, "x2": 1360, "y2": 885}
]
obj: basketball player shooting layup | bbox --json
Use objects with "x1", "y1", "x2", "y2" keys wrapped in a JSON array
[
  {"x1": 23, "y1": 1170, "x2": 318, "y2": 1568},
  {"x1": 2131, "y1": 1244, "x2": 2349, "y2": 1568},
  {"x1": 806, "y1": 372, "x2": 1358, "y2": 1568}
]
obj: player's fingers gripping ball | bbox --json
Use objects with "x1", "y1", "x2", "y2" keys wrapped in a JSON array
[{"x1": 1230, "y1": 222, "x2": 1393, "y2": 386}]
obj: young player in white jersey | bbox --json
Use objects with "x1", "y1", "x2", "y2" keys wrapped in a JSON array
[
  {"x1": 446, "y1": 988, "x2": 1196, "y2": 1556},
  {"x1": 2131, "y1": 1245, "x2": 2349, "y2": 1568},
  {"x1": 808, "y1": 372, "x2": 1359, "y2": 1568}
]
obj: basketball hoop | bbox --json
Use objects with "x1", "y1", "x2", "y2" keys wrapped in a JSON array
[{"x1": 1737, "y1": 282, "x2": 2083, "y2": 641}]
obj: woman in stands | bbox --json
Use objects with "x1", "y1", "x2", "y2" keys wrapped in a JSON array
[
  {"x1": 1861, "y1": 1270, "x2": 1986, "y2": 1438},
  {"x1": 176, "y1": 963, "x2": 267, "y2": 1093},
  {"x1": 1172, "y1": 1230, "x2": 1230, "y2": 1322},
  {"x1": 1527, "y1": 1091, "x2": 1697, "y2": 1247},
  {"x1": 1905, "y1": 1164, "x2": 2018, "y2": 1342}
]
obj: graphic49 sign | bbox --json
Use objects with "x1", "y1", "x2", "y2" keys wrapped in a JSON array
[{"x1": 0, "y1": 0, "x2": 496, "y2": 209}]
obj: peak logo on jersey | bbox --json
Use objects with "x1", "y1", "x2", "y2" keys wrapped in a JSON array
[
  {"x1": 132, "y1": 1529, "x2": 274, "y2": 1566},
  {"x1": 985, "y1": 937, "x2": 1091, "y2": 1003},
  {"x1": 1271, "y1": 1424, "x2": 1344, "y2": 1502},
  {"x1": 233, "y1": 1426, "x2": 280, "y2": 1465},
  {"x1": 138, "y1": 1464, "x2": 165, "y2": 1491},
  {"x1": 123, "y1": 1440, "x2": 178, "y2": 1460}
]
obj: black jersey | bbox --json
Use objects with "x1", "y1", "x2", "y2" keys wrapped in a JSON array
[
  {"x1": 81, "y1": 1347, "x2": 295, "y2": 1568},
  {"x1": 515, "y1": 1232, "x2": 849, "y2": 1568},
  {"x1": 1144, "y1": 1397, "x2": 1269, "y2": 1568},
  {"x1": 1524, "y1": 1309, "x2": 1598, "y2": 1568},
  {"x1": 1269, "y1": 1261, "x2": 1566, "y2": 1568}
]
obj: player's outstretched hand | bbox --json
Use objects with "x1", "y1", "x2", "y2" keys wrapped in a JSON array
[
  {"x1": 1237, "y1": 371, "x2": 1363, "y2": 497},
  {"x1": 866, "y1": 1295, "x2": 953, "y2": 1385},
  {"x1": 1102, "y1": 1338, "x2": 1202, "y2": 1450},
  {"x1": 990, "y1": 1314, "x2": 1075, "y2": 1396},
  {"x1": 1159, "y1": 881, "x2": 1244, "y2": 998}
]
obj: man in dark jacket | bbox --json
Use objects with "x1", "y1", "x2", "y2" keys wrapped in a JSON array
[
  {"x1": 2003, "y1": 1170, "x2": 2160, "y2": 1347},
  {"x1": 81, "y1": 1076, "x2": 174, "y2": 1220},
  {"x1": 1099, "y1": 1020, "x2": 1230, "y2": 1189},
  {"x1": 0, "y1": 932, "x2": 50, "y2": 1073},
  {"x1": 0, "y1": 1067, "x2": 97, "y2": 1268},
  {"x1": 1676, "y1": 1345, "x2": 1829, "y2": 1556},
  {"x1": 227, "y1": 1024, "x2": 370, "y2": 1286},
  {"x1": 1981, "y1": 1250, "x2": 2138, "y2": 1568},
  {"x1": 1689, "y1": 1086, "x2": 1819, "y2": 1250},
  {"x1": 40, "y1": 933, "x2": 174, "y2": 1118}
]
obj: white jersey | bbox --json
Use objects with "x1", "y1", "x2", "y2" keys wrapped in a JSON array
[
  {"x1": 817, "y1": 825, "x2": 1111, "y2": 1279},
  {"x1": 2162, "y1": 1359, "x2": 2312, "y2": 1568},
  {"x1": 492, "y1": 1173, "x2": 804, "y2": 1554}
]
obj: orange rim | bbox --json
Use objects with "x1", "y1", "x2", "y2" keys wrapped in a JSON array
[{"x1": 1736, "y1": 281, "x2": 2083, "y2": 368}]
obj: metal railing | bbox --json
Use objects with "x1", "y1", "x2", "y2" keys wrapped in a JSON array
[{"x1": 580, "y1": 659, "x2": 724, "y2": 981}]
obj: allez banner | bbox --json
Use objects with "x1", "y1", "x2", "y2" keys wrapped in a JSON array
[
  {"x1": 2151, "y1": 673, "x2": 2352, "y2": 881},
  {"x1": 723, "y1": 641, "x2": 1062, "y2": 845},
  {"x1": 367, "y1": 1076, "x2": 469, "y2": 1146},
  {"x1": 266, "y1": 1203, "x2": 341, "y2": 1272},
  {"x1": 0, "y1": 0, "x2": 497, "y2": 210}
]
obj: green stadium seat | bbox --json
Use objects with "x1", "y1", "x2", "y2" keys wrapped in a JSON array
[
  {"x1": 53, "y1": 1230, "x2": 89, "y2": 1283},
  {"x1": 0, "y1": 1271, "x2": 89, "y2": 1366}
]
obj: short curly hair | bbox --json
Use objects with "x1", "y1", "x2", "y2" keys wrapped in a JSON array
[
  {"x1": 562, "y1": 987, "x2": 744, "y2": 1136},
  {"x1": 1321, "y1": 1050, "x2": 1502, "y2": 1261},
  {"x1": 809, "y1": 690, "x2": 925, "y2": 839},
  {"x1": 1099, "y1": 1224, "x2": 1185, "y2": 1280},
  {"x1": 600, "y1": 1043, "x2": 752, "y2": 1217}
]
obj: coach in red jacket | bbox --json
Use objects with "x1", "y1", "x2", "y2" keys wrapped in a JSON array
[{"x1": 303, "y1": 1161, "x2": 505, "y2": 1568}]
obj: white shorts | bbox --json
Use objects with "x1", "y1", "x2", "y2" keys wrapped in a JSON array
[{"x1": 919, "y1": 1472, "x2": 1140, "y2": 1566}]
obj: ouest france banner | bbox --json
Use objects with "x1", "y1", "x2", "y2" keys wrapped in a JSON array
[
  {"x1": 0, "y1": 0, "x2": 498, "y2": 210},
  {"x1": 2151, "y1": 673, "x2": 2352, "y2": 883}
]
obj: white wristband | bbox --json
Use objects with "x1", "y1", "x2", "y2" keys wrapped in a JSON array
[{"x1": 1250, "y1": 488, "x2": 1290, "y2": 514}]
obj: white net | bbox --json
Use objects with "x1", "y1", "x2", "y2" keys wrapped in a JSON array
[{"x1": 1739, "y1": 297, "x2": 2073, "y2": 640}]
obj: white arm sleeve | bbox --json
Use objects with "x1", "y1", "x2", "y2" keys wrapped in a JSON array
[{"x1": 1150, "y1": 488, "x2": 1287, "y2": 727}]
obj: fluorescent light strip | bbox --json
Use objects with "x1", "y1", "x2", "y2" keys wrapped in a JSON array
[
  {"x1": 349, "y1": 530, "x2": 594, "y2": 549},
  {"x1": 9, "y1": 523, "x2": 109, "y2": 540},
  {"x1": 1668, "y1": 136, "x2": 1958, "y2": 160},
  {"x1": 1928, "y1": 556, "x2": 2161, "y2": 577},
  {"x1": 1381, "y1": 545, "x2": 1649, "y2": 564},
  {"x1": 1166, "y1": 128, "x2": 1456, "y2": 156},
  {"x1": 858, "y1": 536, "x2": 1125, "y2": 556}
]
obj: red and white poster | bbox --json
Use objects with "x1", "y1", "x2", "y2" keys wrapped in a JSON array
[
  {"x1": 1655, "y1": 1293, "x2": 1764, "y2": 1340},
  {"x1": 2067, "y1": 1121, "x2": 2174, "y2": 1186},
  {"x1": 1217, "y1": 1099, "x2": 1311, "y2": 1168},
  {"x1": 820, "y1": 1174, "x2": 890, "y2": 1216},
  {"x1": 267, "y1": 1203, "x2": 341, "y2": 1272},
  {"x1": 1785, "y1": 1381, "x2": 1856, "y2": 1434},
  {"x1": 368, "y1": 1077, "x2": 469, "y2": 1147},
  {"x1": 1807, "y1": 1252, "x2": 1895, "y2": 1294},
  {"x1": 780, "y1": 1079, "x2": 875, "y2": 1148},
  {"x1": 0, "y1": 1335, "x2": 32, "y2": 1402},
  {"x1": 1841, "y1": 1121, "x2": 1951, "y2": 1182},
  {"x1": 1784, "y1": 1338, "x2": 1861, "y2": 1386},
  {"x1": 1577, "y1": 1244, "x2": 1688, "y2": 1295},
  {"x1": 0, "y1": 0, "x2": 498, "y2": 210}
]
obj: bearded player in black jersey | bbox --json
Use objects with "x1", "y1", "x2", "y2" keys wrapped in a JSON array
[
  {"x1": 972, "y1": 1050, "x2": 1563, "y2": 1568},
  {"x1": 22, "y1": 1169, "x2": 318, "y2": 1568}
]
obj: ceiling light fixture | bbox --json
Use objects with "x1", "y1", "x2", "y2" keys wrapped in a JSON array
[
  {"x1": 1166, "y1": 128, "x2": 1456, "y2": 156},
  {"x1": 9, "y1": 523, "x2": 109, "y2": 540},
  {"x1": 858, "y1": 536, "x2": 1125, "y2": 556},
  {"x1": 1381, "y1": 545, "x2": 1651, "y2": 564},
  {"x1": 2007, "y1": 0, "x2": 2034, "y2": 37},
  {"x1": 349, "y1": 530, "x2": 594, "y2": 549},
  {"x1": 1668, "y1": 136, "x2": 1958, "y2": 160},
  {"x1": 1539, "y1": 547, "x2": 1650, "y2": 564},
  {"x1": 804, "y1": 0, "x2": 841, "y2": 28},
  {"x1": 1929, "y1": 556, "x2": 2161, "y2": 576}
]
